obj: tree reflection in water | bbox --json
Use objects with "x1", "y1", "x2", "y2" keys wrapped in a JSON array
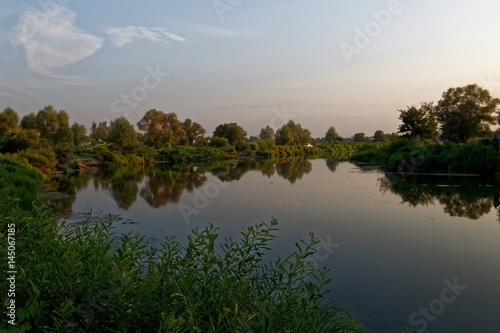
[
  {"x1": 378, "y1": 172, "x2": 500, "y2": 220},
  {"x1": 275, "y1": 158, "x2": 312, "y2": 184},
  {"x1": 140, "y1": 167, "x2": 206, "y2": 208},
  {"x1": 48, "y1": 157, "x2": 329, "y2": 212}
]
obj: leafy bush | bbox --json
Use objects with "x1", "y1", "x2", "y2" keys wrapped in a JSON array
[
  {"x1": 17, "y1": 147, "x2": 58, "y2": 174},
  {"x1": 351, "y1": 139, "x2": 500, "y2": 175},
  {"x1": 1, "y1": 210, "x2": 363, "y2": 332},
  {"x1": 209, "y1": 136, "x2": 229, "y2": 148},
  {"x1": 0, "y1": 155, "x2": 42, "y2": 213}
]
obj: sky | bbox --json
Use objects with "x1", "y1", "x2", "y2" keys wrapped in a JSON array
[{"x1": 1, "y1": 0, "x2": 500, "y2": 138}]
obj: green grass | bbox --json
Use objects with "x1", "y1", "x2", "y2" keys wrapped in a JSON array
[{"x1": 0, "y1": 154, "x2": 42, "y2": 213}]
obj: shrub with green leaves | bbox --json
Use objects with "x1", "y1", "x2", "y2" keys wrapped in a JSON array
[
  {"x1": 1, "y1": 211, "x2": 362, "y2": 332},
  {"x1": 0, "y1": 155, "x2": 42, "y2": 213}
]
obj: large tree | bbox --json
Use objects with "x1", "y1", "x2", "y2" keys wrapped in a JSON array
[
  {"x1": 324, "y1": 126, "x2": 340, "y2": 143},
  {"x1": 274, "y1": 120, "x2": 312, "y2": 145},
  {"x1": 90, "y1": 121, "x2": 110, "y2": 144},
  {"x1": 71, "y1": 122, "x2": 88, "y2": 147},
  {"x1": 108, "y1": 117, "x2": 138, "y2": 151},
  {"x1": 398, "y1": 103, "x2": 439, "y2": 141},
  {"x1": 180, "y1": 118, "x2": 205, "y2": 146},
  {"x1": 33, "y1": 105, "x2": 73, "y2": 147},
  {"x1": 213, "y1": 123, "x2": 247, "y2": 145},
  {"x1": 431, "y1": 84, "x2": 500, "y2": 143},
  {"x1": 21, "y1": 113, "x2": 36, "y2": 130},
  {"x1": 259, "y1": 125, "x2": 275, "y2": 142},
  {"x1": 137, "y1": 109, "x2": 185, "y2": 147},
  {"x1": 28, "y1": 105, "x2": 74, "y2": 162},
  {"x1": 373, "y1": 130, "x2": 388, "y2": 143},
  {"x1": 353, "y1": 132, "x2": 367, "y2": 142},
  {"x1": 0, "y1": 107, "x2": 19, "y2": 136}
]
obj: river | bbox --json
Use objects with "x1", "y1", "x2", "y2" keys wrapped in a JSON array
[{"x1": 46, "y1": 158, "x2": 500, "y2": 333}]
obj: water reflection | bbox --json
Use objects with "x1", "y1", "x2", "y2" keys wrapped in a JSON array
[
  {"x1": 140, "y1": 168, "x2": 206, "y2": 208},
  {"x1": 275, "y1": 158, "x2": 312, "y2": 184},
  {"x1": 47, "y1": 158, "x2": 321, "y2": 212},
  {"x1": 49, "y1": 158, "x2": 500, "y2": 222},
  {"x1": 379, "y1": 172, "x2": 500, "y2": 220}
]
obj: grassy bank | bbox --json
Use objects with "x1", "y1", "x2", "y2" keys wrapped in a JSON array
[
  {"x1": 72, "y1": 142, "x2": 382, "y2": 168},
  {"x1": 0, "y1": 156, "x2": 363, "y2": 332},
  {"x1": 350, "y1": 138, "x2": 500, "y2": 175}
]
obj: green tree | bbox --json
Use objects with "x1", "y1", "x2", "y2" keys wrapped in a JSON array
[
  {"x1": 180, "y1": 118, "x2": 206, "y2": 146},
  {"x1": 275, "y1": 120, "x2": 312, "y2": 145},
  {"x1": 387, "y1": 132, "x2": 400, "y2": 142},
  {"x1": 33, "y1": 106, "x2": 73, "y2": 146},
  {"x1": 398, "y1": 103, "x2": 438, "y2": 140},
  {"x1": 20, "y1": 113, "x2": 36, "y2": 130},
  {"x1": 90, "y1": 121, "x2": 110, "y2": 144},
  {"x1": 71, "y1": 122, "x2": 88, "y2": 147},
  {"x1": 137, "y1": 109, "x2": 185, "y2": 147},
  {"x1": 259, "y1": 125, "x2": 275, "y2": 142},
  {"x1": 324, "y1": 126, "x2": 340, "y2": 143},
  {"x1": 209, "y1": 136, "x2": 229, "y2": 147},
  {"x1": 373, "y1": 130, "x2": 388, "y2": 143},
  {"x1": 213, "y1": 123, "x2": 247, "y2": 145},
  {"x1": 431, "y1": 84, "x2": 500, "y2": 143},
  {"x1": 32, "y1": 105, "x2": 74, "y2": 163},
  {"x1": 0, "y1": 129, "x2": 42, "y2": 153},
  {"x1": 0, "y1": 107, "x2": 19, "y2": 136},
  {"x1": 108, "y1": 117, "x2": 138, "y2": 151},
  {"x1": 353, "y1": 132, "x2": 367, "y2": 142}
]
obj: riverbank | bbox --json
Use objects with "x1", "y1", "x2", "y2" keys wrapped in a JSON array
[
  {"x1": 66, "y1": 142, "x2": 380, "y2": 170},
  {"x1": 350, "y1": 139, "x2": 500, "y2": 176},
  {"x1": 0, "y1": 155, "x2": 363, "y2": 332}
]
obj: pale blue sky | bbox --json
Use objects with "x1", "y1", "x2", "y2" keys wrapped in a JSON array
[{"x1": 1, "y1": 0, "x2": 500, "y2": 137}]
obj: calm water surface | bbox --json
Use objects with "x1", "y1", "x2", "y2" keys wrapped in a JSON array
[{"x1": 48, "y1": 159, "x2": 500, "y2": 333}]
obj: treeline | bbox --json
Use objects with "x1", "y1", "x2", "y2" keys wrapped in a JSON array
[
  {"x1": 0, "y1": 105, "x2": 384, "y2": 173},
  {"x1": 396, "y1": 84, "x2": 500, "y2": 142},
  {"x1": 351, "y1": 84, "x2": 500, "y2": 175}
]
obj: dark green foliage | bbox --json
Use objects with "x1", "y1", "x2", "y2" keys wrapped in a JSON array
[
  {"x1": 325, "y1": 126, "x2": 340, "y2": 143},
  {"x1": 0, "y1": 107, "x2": 19, "y2": 136},
  {"x1": 213, "y1": 123, "x2": 247, "y2": 145},
  {"x1": 275, "y1": 120, "x2": 312, "y2": 145},
  {"x1": 71, "y1": 122, "x2": 88, "y2": 147},
  {"x1": 0, "y1": 129, "x2": 42, "y2": 153},
  {"x1": 372, "y1": 130, "x2": 388, "y2": 143},
  {"x1": 353, "y1": 132, "x2": 367, "y2": 142},
  {"x1": 351, "y1": 139, "x2": 500, "y2": 175},
  {"x1": 259, "y1": 125, "x2": 275, "y2": 142},
  {"x1": 107, "y1": 116, "x2": 138, "y2": 152},
  {"x1": 431, "y1": 84, "x2": 500, "y2": 143},
  {"x1": 209, "y1": 136, "x2": 230, "y2": 148},
  {"x1": 180, "y1": 118, "x2": 206, "y2": 146},
  {"x1": 397, "y1": 104, "x2": 438, "y2": 140},
  {"x1": 90, "y1": 121, "x2": 110, "y2": 144},
  {"x1": 0, "y1": 155, "x2": 42, "y2": 213},
  {"x1": 0, "y1": 167, "x2": 363, "y2": 332}
]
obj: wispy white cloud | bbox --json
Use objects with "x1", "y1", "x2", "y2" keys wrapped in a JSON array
[
  {"x1": 0, "y1": 74, "x2": 39, "y2": 99},
  {"x1": 104, "y1": 26, "x2": 186, "y2": 47},
  {"x1": 10, "y1": 6, "x2": 104, "y2": 81}
]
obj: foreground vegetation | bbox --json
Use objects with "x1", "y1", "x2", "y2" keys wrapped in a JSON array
[
  {"x1": 0, "y1": 156, "x2": 363, "y2": 332},
  {"x1": 351, "y1": 138, "x2": 500, "y2": 175}
]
